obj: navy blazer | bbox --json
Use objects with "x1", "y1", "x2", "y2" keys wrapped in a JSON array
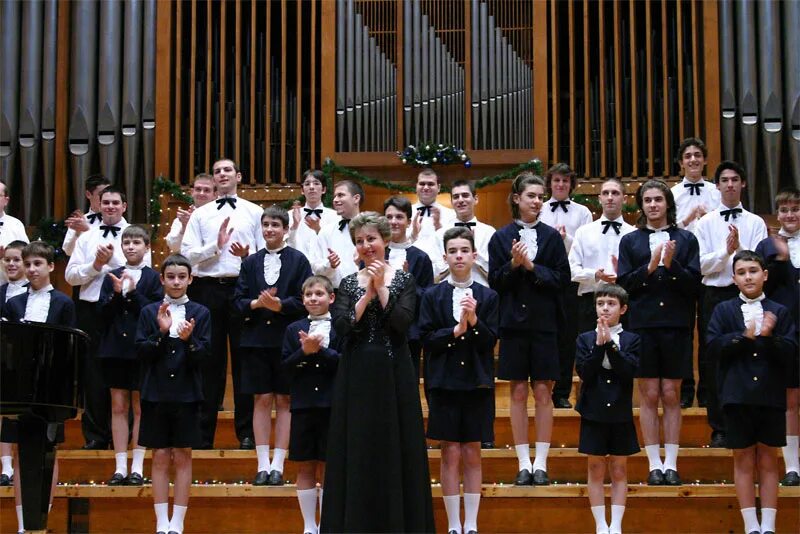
[
  {"x1": 756, "y1": 237, "x2": 799, "y2": 330},
  {"x1": 617, "y1": 226, "x2": 701, "y2": 329},
  {"x1": 136, "y1": 300, "x2": 211, "y2": 403},
  {"x1": 233, "y1": 247, "x2": 312, "y2": 348},
  {"x1": 575, "y1": 330, "x2": 640, "y2": 423},
  {"x1": 418, "y1": 281, "x2": 499, "y2": 390},
  {"x1": 0, "y1": 282, "x2": 27, "y2": 317},
  {"x1": 97, "y1": 266, "x2": 164, "y2": 360},
  {"x1": 488, "y1": 222, "x2": 570, "y2": 334},
  {"x1": 3, "y1": 288, "x2": 77, "y2": 327},
  {"x1": 707, "y1": 297, "x2": 797, "y2": 409},
  {"x1": 395, "y1": 245, "x2": 433, "y2": 341},
  {"x1": 281, "y1": 318, "x2": 341, "y2": 410}
]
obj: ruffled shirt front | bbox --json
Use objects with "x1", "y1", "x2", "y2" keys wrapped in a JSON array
[
  {"x1": 739, "y1": 292, "x2": 766, "y2": 336},
  {"x1": 24, "y1": 284, "x2": 54, "y2": 322},
  {"x1": 165, "y1": 294, "x2": 189, "y2": 338}
]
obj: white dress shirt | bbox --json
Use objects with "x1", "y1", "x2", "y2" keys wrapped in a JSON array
[
  {"x1": 24, "y1": 284, "x2": 54, "y2": 322},
  {"x1": 0, "y1": 213, "x2": 30, "y2": 285},
  {"x1": 539, "y1": 197, "x2": 593, "y2": 252},
  {"x1": 596, "y1": 323, "x2": 624, "y2": 369},
  {"x1": 695, "y1": 204, "x2": 768, "y2": 287},
  {"x1": 739, "y1": 292, "x2": 765, "y2": 336},
  {"x1": 165, "y1": 217, "x2": 186, "y2": 254},
  {"x1": 62, "y1": 210, "x2": 103, "y2": 257},
  {"x1": 308, "y1": 312, "x2": 332, "y2": 348},
  {"x1": 569, "y1": 215, "x2": 635, "y2": 295},
  {"x1": 433, "y1": 217, "x2": 495, "y2": 287},
  {"x1": 287, "y1": 204, "x2": 340, "y2": 266},
  {"x1": 4, "y1": 279, "x2": 28, "y2": 301},
  {"x1": 779, "y1": 228, "x2": 800, "y2": 268},
  {"x1": 164, "y1": 294, "x2": 189, "y2": 338},
  {"x1": 314, "y1": 219, "x2": 358, "y2": 289},
  {"x1": 122, "y1": 262, "x2": 145, "y2": 296},
  {"x1": 409, "y1": 201, "x2": 456, "y2": 261},
  {"x1": 65, "y1": 218, "x2": 152, "y2": 302},
  {"x1": 671, "y1": 177, "x2": 721, "y2": 234},
  {"x1": 181, "y1": 195, "x2": 265, "y2": 278},
  {"x1": 447, "y1": 276, "x2": 474, "y2": 322}
]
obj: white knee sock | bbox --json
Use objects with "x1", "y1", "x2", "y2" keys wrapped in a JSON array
[
  {"x1": 663, "y1": 443, "x2": 679, "y2": 472},
  {"x1": 1, "y1": 455, "x2": 13, "y2": 476},
  {"x1": 154, "y1": 502, "x2": 169, "y2": 533},
  {"x1": 169, "y1": 504, "x2": 187, "y2": 534},
  {"x1": 272, "y1": 448, "x2": 287, "y2": 473},
  {"x1": 760, "y1": 507, "x2": 777, "y2": 533},
  {"x1": 783, "y1": 435, "x2": 799, "y2": 473},
  {"x1": 256, "y1": 445, "x2": 271, "y2": 472},
  {"x1": 590, "y1": 505, "x2": 607, "y2": 534},
  {"x1": 740, "y1": 507, "x2": 759, "y2": 533},
  {"x1": 114, "y1": 452, "x2": 128, "y2": 476},
  {"x1": 532, "y1": 442, "x2": 550, "y2": 472},
  {"x1": 130, "y1": 448, "x2": 146, "y2": 476},
  {"x1": 16, "y1": 504, "x2": 24, "y2": 532},
  {"x1": 443, "y1": 494, "x2": 461, "y2": 533},
  {"x1": 297, "y1": 488, "x2": 318, "y2": 534},
  {"x1": 463, "y1": 493, "x2": 480, "y2": 533},
  {"x1": 609, "y1": 504, "x2": 625, "y2": 533},
  {"x1": 644, "y1": 444, "x2": 663, "y2": 472},
  {"x1": 514, "y1": 444, "x2": 532, "y2": 472}
]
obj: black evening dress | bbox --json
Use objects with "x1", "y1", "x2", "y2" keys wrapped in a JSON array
[{"x1": 320, "y1": 270, "x2": 435, "y2": 533}]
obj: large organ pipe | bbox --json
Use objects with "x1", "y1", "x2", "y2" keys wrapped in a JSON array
[
  {"x1": 141, "y1": 0, "x2": 156, "y2": 220},
  {"x1": 479, "y1": 3, "x2": 488, "y2": 148},
  {"x1": 345, "y1": 0, "x2": 354, "y2": 150},
  {"x1": 68, "y1": 0, "x2": 98, "y2": 209},
  {"x1": 470, "y1": 0, "x2": 479, "y2": 148},
  {"x1": 403, "y1": 0, "x2": 412, "y2": 147},
  {"x1": 756, "y1": 0, "x2": 782, "y2": 209},
  {"x1": 41, "y1": 0, "x2": 57, "y2": 218},
  {"x1": 17, "y1": 0, "x2": 43, "y2": 222},
  {"x1": 336, "y1": 0, "x2": 345, "y2": 149},
  {"x1": 353, "y1": 14, "x2": 363, "y2": 151},
  {"x1": 0, "y1": 0, "x2": 21, "y2": 186},
  {"x1": 97, "y1": 0, "x2": 122, "y2": 184},
  {"x1": 412, "y1": 2, "x2": 421, "y2": 143},
  {"x1": 420, "y1": 14, "x2": 429, "y2": 142},
  {"x1": 784, "y1": 0, "x2": 800, "y2": 187},
  {"x1": 735, "y1": 0, "x2": 758, "y2": 211},
  {"x1": 122, "y1": 0, "x2": 143, "y2": 219}
]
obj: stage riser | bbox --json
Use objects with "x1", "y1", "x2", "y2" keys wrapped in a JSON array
[{"x1": 1, "y1": 496, "x2": 797, "y2": 533}]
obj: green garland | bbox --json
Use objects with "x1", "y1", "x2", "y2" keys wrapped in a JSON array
[
  {"x1": 398, "y1": 144, "x2": 471, "y2": 167},
  {"x1": 34, "y1": 218, "x2": 68, "y2": 259},
  {"x1": 149, "y1": 176, "x2": 193, "y2": 241}
]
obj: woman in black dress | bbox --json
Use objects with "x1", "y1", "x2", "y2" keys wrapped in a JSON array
[{"x1": 321, "y1": 212, "x2": 435, "y2": 533}]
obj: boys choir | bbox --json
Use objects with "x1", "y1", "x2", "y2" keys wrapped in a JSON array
[{"x1": 0, "y1": 138, "x2": 798, "y2": 534}]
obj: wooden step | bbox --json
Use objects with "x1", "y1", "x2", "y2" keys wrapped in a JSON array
[
  {"x1": 53, "y1": 447, "x2": 748, "y2": 485},
  {"x1": 2, "y1": 485, "x2": 797, "y2": 533},
  {"x1": 60, "y1": 407, "x2": 716, "y2": 450}
]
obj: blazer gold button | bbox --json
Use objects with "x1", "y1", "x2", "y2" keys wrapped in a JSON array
[
  {"x1": 753, "y1": 376, "x2": 758, "y2": 381},
  {"x1": 606, "y1": 403, "x2": 611, "y2": 407},
  {"x1": 606, "y1": 379, "x2": 611, "y2": 384}
]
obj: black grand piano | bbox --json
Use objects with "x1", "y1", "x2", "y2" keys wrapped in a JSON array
[{"x1": 0, "y1": 321, "x2": 87, "y2": 532}]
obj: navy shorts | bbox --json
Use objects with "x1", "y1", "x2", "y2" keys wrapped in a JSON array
[
  {"x1": 724, "y1": 404, "x2": 786, "y2": 449},
  {"x1": 289, "y1": 408, "x2": 331, "y2": 462},
  {"x1": 237, "y1": 346, "x2": 291, "y2": 395},
  {"x1": 578, "y1": 418, "x2": 640, "y2": 456},
  {"x1": 139, "y1": 401, "x2": 201, "y2": 449},
  {"x1": 427, "y1": 388, "x2": 494, "y2": 443},
  {"x1": 101, "y1": 358, "x2": 141, "y2": 391},
  {"x1": 497, "y1": 332, "x2": 560, "y2": 382},
  {"x1": 634, "y1": 328, "x2": 693, "y2": 379}
]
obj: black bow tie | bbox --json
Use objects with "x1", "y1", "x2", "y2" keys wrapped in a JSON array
[
  {"x1": 417, "y1": 205, "x2": 432, "y2": 216},
  {"x1": 99, "y1": 225, "x2": 121, "y2": 238},
  {"x1": 601, "y1": 220, "x2": 622, "y2": 235},
  {"x1": 720, "y1": 208, "x2": 742, "y2": 222},
  {"x1": 454, "y1": 221, "x2": 476, "y2": 228},
  {"x1": 338, "y1": 219, "x2": 350, "y2": 232},
  {"x1": 550, "y1": 200, "x2": 570, "y2": 213},
  {"x1": 684, "y1": 182, "x2": 704, "y2": 196},
  {"x1": 304, "y1": 208, "x2": 323, "y2": 218},
  {"x1": 216, "y1": 197, "x2": 237, "y2": 210},
  {"x1": 87, "y1": 212, "x2": 101, "y2": 224},
  {"x1": 0, "y1": 221, "x2": 3, "y2": 226}
]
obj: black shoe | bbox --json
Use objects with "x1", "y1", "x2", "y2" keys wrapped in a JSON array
[
  {"x1": 127, "y1": 472, "x2": 144, "y2": 486},
  {"x1": 553, "y1": 397, "x2": 572, "y2": 409},
  {"x1": 0, "y1": 473, "x2": 10, "y2": 486},
  {"x1": 697, "y1": 397, "x2": 707, "y2": 408},
  {"x1": 168, "y1": 531, "x2": 180, "y2": 534},
  {"x1": 680, "y1": 392, "x2": 693, "y2": 409},
  {"x1": 253, "y1": 470, "x2": 269, "y2": 486},
  {"x1": 267, "y1": 469, "x2": 284, "y2": 485},
  {"x1": 708, "y1": 433, "x2": 727, "y2": 448},
  {"x1": 781, "y1": 470, "x2": 800, "y2": 486},
  {"x1": 532, "y1": 469, "x2": 550, "y2": 485},
  {"x1": 647, "y1": 469, "x2": 665, "y2": 485},
  {"x1": 514, "y1": 468, "x2": 533, "y2": 486},
  {"x1": 82, "y1": 440, "x2": 109, "y2": 450},
  {"x1": 466, "y1": 531, "x2": 478, "y2": 534},
  {"x1": 156, "y1": 532, "x2": 166, "y2": 534},
  {"x1": 107, "y1": 472, "x2": 127, "y2": 486},
  {"x1": 239, "y1": 437, "x2": 255, "y2": 450},
  {"x1": 481, "y1": 441, "x2": 495, "y2": 449},
  {"x1": 762, "y1": 531, "x2": 776, "y2": 534},
  {"x1": 448, "y1": 531, "x2": 458, "y2": 534},
  {"x1": 663, "y1": 469, "x2": 681, "y2": 485}
]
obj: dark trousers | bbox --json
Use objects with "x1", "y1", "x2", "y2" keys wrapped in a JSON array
[
  {"x1": 77, "y1": 300, "x2": 111, "y2": 445},
  {"x1": 701, "y1": 284, "x2": 739, "y2": 436},
  {"x1": 554, "y1": 283, "x2": 581, "y2": 400},
  {"x1": 681, "y1": 288, "x2": 705, "y2": 403},
  {"x1": 188, "y1": 278, "x2": 253, "y2": 448},
  {"x1": 577, "y1": 293, "x2": 598, "y2": 335}
]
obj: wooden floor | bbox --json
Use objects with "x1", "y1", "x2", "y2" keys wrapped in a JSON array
[{"x1": 3, "y1": 382, "x2": 799, "y2": 533}]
